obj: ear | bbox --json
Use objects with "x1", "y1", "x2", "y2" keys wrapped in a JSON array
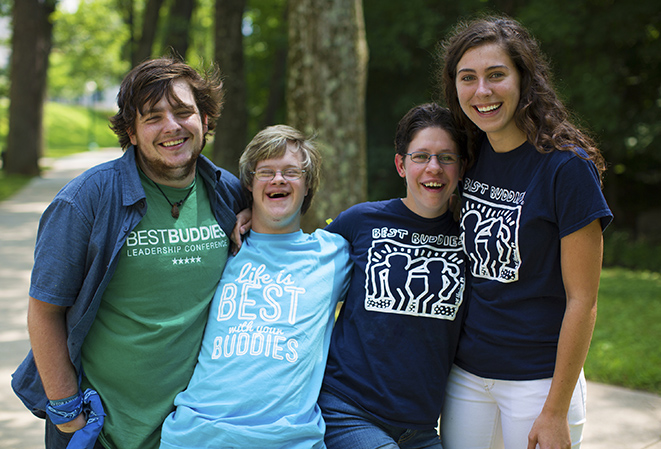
[
  {"x1": 394, "y1": 154, "x2": 406, "y2": 178},
  {"x1": 128, "y1": 128, "x2": 137, "y2": 146},
  {"x1": 202, "y1": 115, "x2": 209, "y2": 134}
]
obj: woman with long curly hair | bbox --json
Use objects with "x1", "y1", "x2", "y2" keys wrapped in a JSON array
[{"x1": 437, "y1": 15, "x2": 612, "y2": 449}]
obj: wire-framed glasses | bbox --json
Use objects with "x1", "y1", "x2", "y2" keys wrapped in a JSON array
[
  {"x1": 406, "y1": 152, "x2": 460, "y2": 165},
  {"x1": 251, "y1": 168, "x2": 306, "y2": 181}
]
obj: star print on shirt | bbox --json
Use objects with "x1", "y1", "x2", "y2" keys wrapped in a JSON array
[{"x1": 172, "y1": 256, "x2": 203, "y2": 265}]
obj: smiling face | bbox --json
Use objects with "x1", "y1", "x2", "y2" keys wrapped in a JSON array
[
  {"x1": 248, "y1": 145, "x2": 309, "y2": 234},
  {"x1": 129, "y1": 78, "x2": 208, "y2": 187},
  {"x1": 395, "y1": 126, "x2": 462, "y2": 219},
  {"x1": 455, "y1": 43, "x2": 527, "y2": 152}
]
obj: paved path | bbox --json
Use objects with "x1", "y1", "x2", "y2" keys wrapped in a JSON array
[{"x1": 1, "y1": 149, "x2": 660, "y2": 448}]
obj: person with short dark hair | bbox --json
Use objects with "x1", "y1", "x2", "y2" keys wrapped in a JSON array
[
  {"x1": 319, "y1": 103, "x2": 468, "y2": 449},
  {"x1": 12, "y1": 57, "x2": 247, "y2": 449}
]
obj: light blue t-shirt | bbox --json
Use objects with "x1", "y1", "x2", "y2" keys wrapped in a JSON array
[{"x1": 160, "y1": 229, "x2": 352, "y2": 449}]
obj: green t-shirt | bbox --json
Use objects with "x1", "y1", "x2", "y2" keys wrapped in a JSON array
[{"x1": 81, "y1": 170, "x2": 229, "y2": 449}]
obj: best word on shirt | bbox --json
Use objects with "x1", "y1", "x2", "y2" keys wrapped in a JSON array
[
  {"x1": 125, "y1": 225, "x2": 228, "y2": 257},
  {"x1": 210, "y1": 262, "x2": 305, "y2": 363},
  {"x1": 372, "y1": 227, "x2": 462, "y2": 246},
  {"x1": 464, "y1": 177, "x2": 526, "y2": 205}
]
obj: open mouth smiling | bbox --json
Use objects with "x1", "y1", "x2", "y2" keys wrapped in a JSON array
[
  {"x1": 475, "y1": 104, "x2": 501, "y2": 113},
  {"x1": 161, "y1": 138, "x2": 187, "y2": 148},
  {"x1": 267, "y1": 192, "x2": 289, "y2": 198},
  {"x1": 423, "y1": 182, "x2": 445, "y2": 190}
]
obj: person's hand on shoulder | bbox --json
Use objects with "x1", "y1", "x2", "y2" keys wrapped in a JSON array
[{"x1": 231, "y1": 208, "x2": 252, "y2": 255}]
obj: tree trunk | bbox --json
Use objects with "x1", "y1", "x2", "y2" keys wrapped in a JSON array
[
  {"x1": 258, "y1": 4, "x2": 288, "y2": 130},
  {"x1": 212, "y1": 0, "x2": 247, "y2": 176},
  {"x1": 4, "y1": 0, "x2": 56, "y2": 176},
  {"x1": 162, "y1": 0, "x2": 196, "y2": 60},
  {"x1": 287, "y1": 0, "x2": 369, "y2": 231},
  {"x1": 115, "y1": 0, "x2": 136, "y2": 67},
  {"x1": 134, "y1": 0, "x2": 165, "y2": 65}
]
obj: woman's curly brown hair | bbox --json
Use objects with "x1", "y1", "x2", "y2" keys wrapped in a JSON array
[{"x1": 438, "y1": 15, "x2": 606, "y2": 181}]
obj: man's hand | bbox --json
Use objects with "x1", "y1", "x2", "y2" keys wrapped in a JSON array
[
  {"x1": 231, "y1": 208, "x2": 252, "y2": 255},
  {"x1": 56, "y1": 412, "x2": 87, "y2": 434}
]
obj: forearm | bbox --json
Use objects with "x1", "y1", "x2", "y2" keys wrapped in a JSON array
[
  {"x1": 27, "y1": 297, "x2": 79, "y2": 400},
  {"x1": 544, "y1": 298, "x2": 596, "y2": 415},
  {"x1": 527, "y1": 219, "x2": 603, "y2": 448},
  {"x1": 544, "y1": 218, "x2": 603, "y2": 415}
]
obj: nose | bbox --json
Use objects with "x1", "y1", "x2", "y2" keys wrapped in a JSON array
[
  {"x1": 475, "y1": 78, "x2": 492, "y2": 97},
  {"x1": 425, "y1": 155, "x2": 444, "y2": 172},
  {"x1": 163, "y1": 111, "x2": 182, "y2": 133},
  {"x1": 270, "y1": 170, "x2": 287, "y2": 183}
]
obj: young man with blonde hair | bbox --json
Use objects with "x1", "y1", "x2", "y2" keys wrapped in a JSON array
[{"x1": 160, "y1": 125, "x2": 352, "y2": 449}]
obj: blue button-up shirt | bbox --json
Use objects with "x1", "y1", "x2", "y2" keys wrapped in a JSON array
[{"x1": 12, "y1": 146, "x2": 246, "y2": 417}]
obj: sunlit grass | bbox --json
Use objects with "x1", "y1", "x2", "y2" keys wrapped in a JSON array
[
  {"x1": 0, "y1": 101, "x2": 119, "y2": 200},
  {"x1": 0, "y1": 171, "x2": 32, "y2": 201},
  {"x1": 585, "y1": 268, "x2": 661, "y2": 394},
  {"x1": 44, "y1": 102, "x2": 119, "y2": 156}
]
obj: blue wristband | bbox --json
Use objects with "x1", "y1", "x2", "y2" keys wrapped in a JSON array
[
  {"x1": 66, "y1": 389, "x2": 105, "y2": 449},
  {"x1": 46, "y1": 391, "x2": 83, "y2": 425}
]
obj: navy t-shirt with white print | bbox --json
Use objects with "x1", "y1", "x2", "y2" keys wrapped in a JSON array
[
  {"x1": 323, "y1": 199, "x2": 467, "y2": 429},
  {"x1": 457, "y1": 139, "x2": 612, "y2": 380}
]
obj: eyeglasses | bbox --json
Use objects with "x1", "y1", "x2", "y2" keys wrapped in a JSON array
[
  {"x1": 406, "y1": 152, "x2": 460, "y2": 165},
  {"x1": 251, "y1": 168, "x2": 306, "y2": 181}
]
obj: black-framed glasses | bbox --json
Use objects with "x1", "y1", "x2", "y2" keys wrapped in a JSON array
[
  {"x1": 406, "y1": 152, "x2": 460, "y2": 165},
  {"x1": 251, "y1": 168, "x2": 306, "y2": 181}
]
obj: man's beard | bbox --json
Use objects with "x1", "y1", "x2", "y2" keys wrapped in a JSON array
[{"x1": 137, "y1": 143, "x2": 203, "y2": 184}]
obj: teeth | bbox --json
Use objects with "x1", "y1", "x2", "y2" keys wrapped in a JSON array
[
  {"x1": 424, "y1": 182, "x2": 444, "y2": 188},
  {"x1": 268, "y1": 192, "x2": 288, "y2": 198},
  {"x1": 162, "y1": 139, "x2": 185, "y2": 147},
  {"x1": 476, "y1": 104, "x2": 500, "y2": 113}
]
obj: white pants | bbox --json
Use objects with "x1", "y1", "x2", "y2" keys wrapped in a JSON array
[{"x1": 440, "y1": 365, "x2": 587, "y2": 449}]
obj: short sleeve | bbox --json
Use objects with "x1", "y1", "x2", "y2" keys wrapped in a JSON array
[{"x1": 554, "y1": 155, "x2": 613, "y2": 238}]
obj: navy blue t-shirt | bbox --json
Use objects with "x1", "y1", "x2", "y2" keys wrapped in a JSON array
[
  {"x1": 323, "y1": 199, "x2": 466, "y2": 428},
  {"x1": 457, "y1": 139, "x2": 612, "y2": 380}
]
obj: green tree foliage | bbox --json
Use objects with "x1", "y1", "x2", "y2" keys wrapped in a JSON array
[
  {"x1": 362, "y1": 0, "x2": 482, "y2": 200},
  {"x1": 0, "y1": 0, "x2": 10, "y2": 15},
  {"x1": 49, "y1": 0, "x2": 129, "y2": 99},
  {"x1": 243, "y1": 0, "x2": 288, "y2": 136},
  {"x1": 187, "y1": 0, "x2": 215, "y2": 65},
  {"x1": 517, "y1": 0, "x2": 661, "y2": 229}
]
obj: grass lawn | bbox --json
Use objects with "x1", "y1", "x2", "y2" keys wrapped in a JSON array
[
  {"x1": 44, "y1": 102, "x2": 119, "y2": 156},
  {"x1": 0, "y1": 101, "x2": 119, "y2": 201},
  {"x1": 585, "y1": 268, "x2": 661, "y2": 394},
  {"x1": 0, "y1": 171, "x2": 32, "y2": 200}
]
